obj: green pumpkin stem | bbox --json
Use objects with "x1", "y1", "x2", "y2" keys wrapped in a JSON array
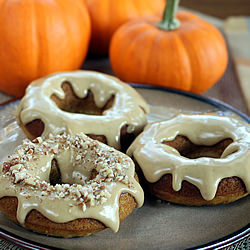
[{"x1": 157, "y1": 0, "x2": 180, "y2": 30}]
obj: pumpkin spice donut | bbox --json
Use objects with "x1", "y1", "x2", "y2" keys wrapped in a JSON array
[
  {"x1": 127, "y1": 114, "x2": 250, "y2": 206},
  {"x1": 16, "y1": 70, "x2": 149, "y2": 152},
  {"x1": 0, "y1": 133, "x2": 144, "y2": 237}
]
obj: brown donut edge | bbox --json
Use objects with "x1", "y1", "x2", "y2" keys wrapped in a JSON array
[
  {"x1": 0, "y1": 192, "x2": 137, "y2": 237},
  {"x1": 18, "y1": 118, "x2": 42, "y2": 141},
  {"x1": 19, "y1": 118, "x2": 141, "y2": 152},
  {"x1": 134, "y1": 160, "x2": 248, "y2": 206},
  {"x1": 148, "y1": 174, "x2": 248, "y2": 206}
]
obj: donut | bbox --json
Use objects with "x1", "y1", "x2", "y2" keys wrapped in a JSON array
[
  {"x1": 127, "y1": 113, "x2": 250, "y2": 206},
  {"x1": 16, "y1": 71, "x2": 150, "y2": 152},
  {"x1": 0, "y1": 133, "x2": 144, "y2": 237}
]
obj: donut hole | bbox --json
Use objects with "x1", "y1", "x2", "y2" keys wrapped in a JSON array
[
  {"x1": 120, "y1": 124, "x2": 137, "y2": 152},
  {"x1": 24, "y1": 119, "x2": 45, "y2": 139},
  {"x1": 49, "y1": 159, "x2": 62, "y2": 186},
  {"x1": 87, "y1": 125, "x2": 138, "y2": 152},
  {"x1": 162, "y1": 135, "x2": 234, "y2": 159},
  {"x1": 50, "y1": 81, "x2": 115, "y2": 115},
  {"x1": 90, "y1": 169, "x2": 98, "y2": 180},
  {"x1": 49, "y1": 159, "x2": 99, "y2": 186}
]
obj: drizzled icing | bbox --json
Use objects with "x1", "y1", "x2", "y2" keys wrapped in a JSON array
[
  {"x1": 127, "y1": 114, "x2": 250, "y2": 201},
  {"x1": 0, "y1": 133, "x2": 144, "y2": 232},
  {"x1": 16, "y1": 71, "x2": 149, "y2": 149}
]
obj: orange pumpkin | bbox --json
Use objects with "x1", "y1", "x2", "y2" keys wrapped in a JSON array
[
  {"x1": 110, "y1": 0, "x2": 228, "y2": 94},
  {"x1": 85, "y1": 0, "x2": 165, "y2": 55},
  {"x1": 0, "y1": 0, "x2": 91, "y2": 97}
]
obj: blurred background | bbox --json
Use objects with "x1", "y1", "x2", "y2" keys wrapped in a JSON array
[{"x1": 181, "y1": 0, "x2": 250, "y2": 18}]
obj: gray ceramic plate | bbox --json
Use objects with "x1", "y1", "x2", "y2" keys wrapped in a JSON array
[{"x1": 0, "y1": 86, "x2": 249, "y2": 250}]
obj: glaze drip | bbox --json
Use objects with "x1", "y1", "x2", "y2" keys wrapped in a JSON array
[{"x1": 127, "y1": 114, "x2": 250, "y2": 200}]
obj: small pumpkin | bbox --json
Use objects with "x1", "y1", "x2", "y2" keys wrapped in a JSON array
[
  {"x1": 0, "y1": 0, "x2": 91, "y2": 97},
  {"x1": 85, "y1": 0, "x2": 165, "y2": 55},
  {"x1": 110, "y1": 0, "x2": 228, "y2": 94}
]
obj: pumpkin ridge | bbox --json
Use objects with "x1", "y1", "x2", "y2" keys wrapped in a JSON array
[
  {"x1": 166, "y1": 31, "x2": 192, "y2": 90},
  {"x1": 130, "y1": 0, "x2": 141, "y2": 16},
  {"x1": 195, "y1": 21, "x2": 227, "y2": 92},
  {"x1": 0, "y1": 0, "x2": 8, "y2": 15},
  {"x1": 176, "y1": 27, "x2": 203, "y2": 92},
  {"x1": 157, "y1": 31, "x2": 191, "y2": 90},
  {"x1": 110, "y1": 22, "x2": 153, "y2": 80},
  {"x1": 120, "y1": 26, "x2": 156, "y2": 82},
  {"x1": 32, "y1": 1, "x2": 40, "y2": 78},
  {"x1": 177, "y1": 33, "x2": 193, "y2": 90},
  {"x1": 145, "y1": 30, "x2": 164, "y2": 85},
  {"x1": 180, "y1": 19, "x2": 227, "y2": 93},
  {"x1": 35, "y1": 1, "x2": 54, "y2": 75},
  {"x1": 54, "y1": 0, "x2": 76, "y2": 69},
  {"x1": 175, "y1": 21, "x2": 206, "y2": 91},
  {"x1": 137, "y1": 28, "x2": 159, "y2": 82},
  {"x1": 125, "y1": 27, "x2": 159, "y2": 83},
  {"x1": 136, "y1": 0, "x2": 150, "y2": 15},
  {"x1": 175, "y1": 21, "x2": 212, "y2": 93},
  {"x1": 145, "y1": 0, "x2": 158, "y2": 12}
]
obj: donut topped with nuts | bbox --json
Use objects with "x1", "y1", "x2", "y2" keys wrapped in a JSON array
[
  {"x1": 16, "y1": 71, "x2": 150, "y2": 151},
  {"x1": 0, "y1": 133, "x2": 144, "y2": 237}
]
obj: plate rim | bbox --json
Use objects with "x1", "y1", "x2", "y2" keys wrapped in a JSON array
[
  {"x1": 131, "y1": 84, "x2": 249, "y2": 123},
  {"x1": 0, "y1": 85, "x2": 249, "y2": 249}
]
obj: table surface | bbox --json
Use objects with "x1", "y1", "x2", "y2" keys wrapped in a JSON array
[{"x1": 181, "y1": 0, "x2": 250, "y2": 19}]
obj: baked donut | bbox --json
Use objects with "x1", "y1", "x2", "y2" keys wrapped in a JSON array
[
  {"x1": 16, "y1": 71, "x2": 149, "y2": 152},
  {"x1": 127, "y1": 114, "x2": 250, "y2": 206},
  {"x1": 0, "y1": 133, "x2": 144, "y2": 237}
]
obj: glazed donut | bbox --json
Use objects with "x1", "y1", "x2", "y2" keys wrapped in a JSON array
[
  {"x1": 127, "y1": 113, "x2": 250, "y2": 206},
  {"x1": 0, "y1": 133, "x2": 144, "y2": 237},
  {"x1": 16, "y1": 71, "x2": 149, "y2": 151}
]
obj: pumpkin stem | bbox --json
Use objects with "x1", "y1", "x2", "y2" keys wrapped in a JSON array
[{"x1": 157, "y1": 0, "x2": 180, "y2": 31}]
